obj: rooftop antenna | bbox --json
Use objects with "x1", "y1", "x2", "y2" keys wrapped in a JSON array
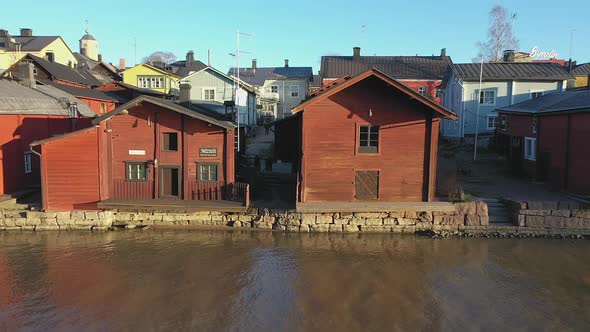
[
  {"x1": 569, "y1": 29, "x2": 575, "y2": 70},
  {"x1": 134, "y1": 37, "x2": 137, "y2": 66},
  {"x1": 207, "y1": 49, "x2": 211, "y2": 66},
  {"x1": 473, "y1": 54, "x2": 484, "y2": 161}
]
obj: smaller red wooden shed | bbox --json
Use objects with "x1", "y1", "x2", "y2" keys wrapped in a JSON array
[{"x1": 274, "y1": 69, "x2": 456, "y2": 204}]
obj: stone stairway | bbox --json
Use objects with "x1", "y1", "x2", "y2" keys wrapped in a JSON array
[
  {"x1": 482, "y1": 198, "x2": 512, "y2": 225},
  {"x1": 0, "y1": 190, "x2": 41, "y2": 211}
]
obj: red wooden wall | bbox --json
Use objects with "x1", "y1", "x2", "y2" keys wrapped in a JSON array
[
  {"x1": 300, "y1": 76, "x2": 437, "y2": 203},
  {"x1": 399, "y1": 80, "x2": 442, "y2": 104}
]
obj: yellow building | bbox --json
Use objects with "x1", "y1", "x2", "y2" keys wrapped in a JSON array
[
  {"x1": 570, "y1": 63, "x2": 590, "y2": 88},
  {"x1": 0, "y1": 28, "x2": 78, "y2": 72},
  {"x1": 121, "y1": 63, "x2": 180, "y2": 95}
]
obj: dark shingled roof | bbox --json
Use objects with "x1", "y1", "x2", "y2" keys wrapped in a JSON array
[
  {"x1": 571, "y1": 63, "x2": 590, "y2": 76},
  {"x1": 228, "y1": 66, "x2": 313, "y2": 86},
  {"x1": 320, "y1": 54, "x2": 452, "y2": 80},
  {"x1": 497, "y1": 89, "x2": 590, "y2": 114},
  {"x1": 9, "y1": 36, "x2": 59, "y2": 51},
  {"x1": 453, "y1": 62, "x2": 573, "y2": 81},
  {"x1": 168, "y1": 60, "x2": 208, "y2": 77},
  {"x1": 42, "y1": 80, "x2": 128, "y2": 103},
  {"x1": 26, "y1": 54, "x2": 103, "y2": 86}
]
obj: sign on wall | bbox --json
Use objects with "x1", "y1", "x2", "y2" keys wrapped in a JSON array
[
  {"x1": 199, "y1": 148, "x2": 217, "y2": 157},
  {"x1": 128, "y1": 150, "x2": 146, "y2": 156}
]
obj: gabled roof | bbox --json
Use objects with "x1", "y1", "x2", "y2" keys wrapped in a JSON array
[
  {"x1": 97, "y1": 81, "x2": 171, "y2": 97},
  {"x1": 228, "y1": 66, "x2": 313, "y2": 86},
  {"x1": 25, "y1": 54, "x2": 103, "y2": 86},
  {"x1": 0, "y1": 78, "x2": 94, "y2": 117},
  {"x1": 453, "y1": 62, "x2": 573, "y2": 81},
  {"x1": 168, "y1": 60, "x2": 208, "y2": 77},
  {"x1": 122, "y1": 63, "x2": 181, "y2": 78},
  {"x1": 92, "y1": 95, "x2": 236, "y2": 129},
  {"x1": 74, "y1": 52, "x2": 122, "y2": 83},
  {"x1": 321, "y1": 54, "x2": 452, "y2": 80},
  {"x1": 571, "y1": 63, "x2": 590, "y2": 76},
  {"x1": 292, "y1": 68, "x2": 457, "y2": 120},
  {"x1": 42, "y1": 80, "x2": 127, "y2": 103},
  {"x1": 9, "y1": 36, "x2": 59, "y2": 51},
  {"x1": 180, "y1": 66, "x2": 256, "y2": 94},
  {"x1": 496, "y1": 89, "x2": 590, "y2": 115}
]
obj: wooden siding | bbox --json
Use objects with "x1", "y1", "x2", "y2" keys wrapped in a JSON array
[
  {"x1": 300, "y1": 76, "x2": 433, "y2": 203},
  {"x1": 41, "y1": 128, "x2": 100, "y2": 211}
]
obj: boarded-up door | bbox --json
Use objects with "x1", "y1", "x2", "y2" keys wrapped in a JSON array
[{"x1": 355, "y1": 171, "x2": 379, "y2": 200}]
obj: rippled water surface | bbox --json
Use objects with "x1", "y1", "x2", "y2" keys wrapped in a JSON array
[{"x1": 0, "y1": 230, "x2": 589, "y2": 331}]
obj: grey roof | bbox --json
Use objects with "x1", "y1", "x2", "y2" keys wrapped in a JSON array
[
  {"x1": 92, "y1": 95, "x2": 236, "y2": 129},
  {"x1": 497, "y1": 89, "x2": 590, "y2": 115},
  {"x1": 571, "y1": 63, "x2": 590, "y2": 76},
  {"x1": 42, "y1": 80, "x2": 128, "y2": 103},
  {"x1": 453, "y1": 62, "x2": 573, "y2": 81},
  {"x1": 9, "y1": 36, "x2": 59, "y2": 51},
  {"x1": 73, "y1": 52, "x2": 121, "y2": 84},
  {"x1": 80, "y1": 33, "x2": 96, "y2": 41},
  {"x1": 320, "y1": 55, "x2": 452, "y2": 80},
  {"x1": 228, "y1": 66, "x2": 313, "y2": 86},
  {"x1": 27, "y1": 54, "x2": 103, "y2": 86},
  {"x1": 0, "y1": 78, "x2": 94, "y2": 117},
  {"x1": 169, "y1": 60, "x2": 208, "y2": 77}
]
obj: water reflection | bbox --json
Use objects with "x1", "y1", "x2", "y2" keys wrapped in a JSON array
[{"x1": 0, "y1": 231, "x2": 588, "y2": 331}]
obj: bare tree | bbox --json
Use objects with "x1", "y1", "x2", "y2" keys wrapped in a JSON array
[
  {"x1": 142, "y1": 51, "x2": 177, "y2": 65},
  {"x1": 473, "y1": 5, "x2": 519, "y2": 63}
]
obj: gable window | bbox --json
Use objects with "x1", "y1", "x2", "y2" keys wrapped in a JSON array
[
  {"x1": 479, "y1": 89, "x2": 496, "y2": 105},
  {"x1": 530, "y1": 91, "x2": 544, "y2": 99},
  {"x1": 270, "y1": 85, "x2": 279, "y2": 93},
  {"x1": 486, "y1": 115, "x2": 498, "y2": 130},
  {"x1": 45, "y1": 52, "x2": 55, "y2": 63},
  {"x1": 418, "y1": 86, "x2": 427, "y2": 96},
  {"x1": 162, "y1": 132, "x2": 178, "y2": 151},
  {"x1": 358, "y1": 125, "x2": 379, "y2": 154},
  {"x1": 126, "y1": 162, "x2": 148, "y2": 181},
  {"x1": 524, "y1": 137, "x2": 536, "y2": 161},
  {"x1": 203, "y1": 88, "x2": 215, "y2": 100},
  {"x1": 290, "y1": 85, "x2": 299, "y2": 97},
  {"x1": 100, "y1": 102, "x2": 107, "y2": 114},
  {"x1": 24, "y1": 153, "x2": 32, "y2": 174},
  {"x1": 198, "y1": 163, "x2": 218, "y2": 182}
]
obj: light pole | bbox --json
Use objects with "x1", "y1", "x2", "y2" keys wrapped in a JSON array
[{"x1": 473, "y1": 54, "x2": 484, "y2": 161}]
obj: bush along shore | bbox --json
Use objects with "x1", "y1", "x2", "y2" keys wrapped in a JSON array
[{"x1": 1, "y1": 200, "x2": 589, "y2": 239}]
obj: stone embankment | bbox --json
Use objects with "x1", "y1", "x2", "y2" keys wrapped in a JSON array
[{"x1": 1, "y1": 200, "x2": 589, "y2": 238}]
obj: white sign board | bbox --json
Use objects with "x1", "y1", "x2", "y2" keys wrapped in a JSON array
[{"x1": 128, "y1": 150, "x2": 146, "y2": 156}]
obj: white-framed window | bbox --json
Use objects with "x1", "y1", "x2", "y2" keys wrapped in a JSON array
[
  {"x1": 530, "y1": 91, "x2": 544, "y2": 99},
  {"x1": 524, "y1": 137, "x2": 536, "y2": 161},
  {"x1": 290, "y1": 85, "x2": 299, "y2": 97},
  {"x1": 479, "y1": 89, "x2": 496, "y2": 105},
  {"x1": 24, "y1": 153, "x2": 32, "y2": 174},
  {"x1": 203, "y1": 88, "x2": 215, "y2": 100},
  {"x1": 270, "y1": 85, "x2": 278, "y2": 93},
  {"x1": 418, "y1": 86, "x2": 427, "y2": 96},
  {"x1": 486, "y1": 115, "x2": 498, "y2": 130},
  {"x1": 138, "y1": 76, "x2": 163, "y2": 89}
]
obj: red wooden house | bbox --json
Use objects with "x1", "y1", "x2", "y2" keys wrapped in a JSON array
[
  {"x1": 31, "y1": 95, "x2": 248, "y2": 211},
  {"x1": 496, "y1": 89, "x2": 590, "y2": 194},
  {"x1": 274, "y1": 69, "x2": 456, "y2": 205}
]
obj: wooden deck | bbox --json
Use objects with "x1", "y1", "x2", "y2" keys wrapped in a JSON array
[
  {"x1": 98, "y1": 198, "x2": 247, "y2": 212},
  {"x1": 296, "y1": 201, "x2": 455, "y2": 213}
]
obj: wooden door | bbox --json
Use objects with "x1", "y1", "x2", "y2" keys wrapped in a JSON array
[
  {"x1": 160, "y1": 166, "x2": 181, "y2": 198},
  {"x1": 510, "y1": 137, "x2": 523, "y2": 175},
  {"x1": 355, "y1": 171, "x2": 379, "y2": 200}
]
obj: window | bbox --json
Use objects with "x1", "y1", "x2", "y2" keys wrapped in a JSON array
[
  {"x1": 45, "y1": 52, "x2": 55, "y2": 63},
  {"x1": 100, "y1": 102, "x2": 107, "y2": 114},
  {"x1": 290, "y1": 85, "x2": 299, "y2": 97},
  {"x1": 435, "y1": 88, "x2": 441, "y2": 98},
  {"x1": 524, "y1": 137, "x2": 536, "y2": 161},
  {"x1": 358, "y1": 125, "x2": 379, "y2": 153},
  {"x1": 500, "y1": 115, "x2": 508, "y2": 130},
  {"x1": 150, "y1": 76, "x2": 163, "y2": 89},
  {"x1": 203, "y1": 88, "x2": 215, "y2": 100},
  {"x1": 69, "y1": 104, "x2": 78, "y2": 118},
  {"x1": 162, "y1": 132, "x2": 178, "y2": 151},
  {"x1": 33, "y1": 68, "x2": 38, "y2": 75},
  {"x1": 418, "y1": 86, "x2": 427, "y2": 96},
  {"x1": 138, "y1": 76, "x2": 163, "y2": 89},
  {"x1": 198, "y1": 163, "x2": 218, "y2": 182},
  {"x1": 530, "y1": 91, "x2": 544, "y2": 99},
  {"x1": 24, "y1": 153, "x2": 32, "y2": 174},
  {"x1": 486, "y1": 115, "x2": 498, "y2": 130},
  {"x1": 270, "y1": 85, "x2": 278, "y2": 93},
  {"x1": 126, "y1": 162, "x2": 148, "y2": 181},
  {"x1": 479, "y1": 89, "x2": 495, "y2": 105}
]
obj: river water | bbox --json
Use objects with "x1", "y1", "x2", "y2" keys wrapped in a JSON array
[{"x1": 0, "y1": 230, "x2": 588, "y2": 331}]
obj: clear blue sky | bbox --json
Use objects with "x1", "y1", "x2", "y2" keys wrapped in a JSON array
[{"x1": 2, "y1": 0, "x2": 588, "y2": 73}]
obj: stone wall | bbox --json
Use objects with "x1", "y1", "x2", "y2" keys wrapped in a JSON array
[
  {"x1": 507, "y1": 200, "x2": 590, "y2": 230},
  {"x1": 0, "y1": 210, "x2": 113, "y2": 231}
]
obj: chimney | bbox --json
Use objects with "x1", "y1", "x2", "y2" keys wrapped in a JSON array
[
  {"x1": 17, "y1": 61, "x2": 36, "y2": 89},
  {"x1": 440, "y1": 48, "x2": 447, "y2": 58},
  {"x1": 20, "y1": 28, "x2": 32, "y2": 37},
  {"x1": 152, "y1": 61, "x2": 165, "y2": 69},
  {"x1": 284, "y1": 59, "x2": 289, "y2": 67},
  {"x1": 179, "y1": 83, "x2": 191, "y2": 103},
  {"x1": 119, "y1": 58, "x2": 126, "y2": 70},
  {"x1": 503, "y1": 50, "x2": 515, "y2": 62},
  {"x1": 98, "y1": 54, "x2": 102, "y2": 62},
  {"x1": 1, "y1": 30, "x2": 12, "y2": 49},
  {"x1": 186, "y1": 50, "x2": 194, "y2": 67},
  {"x1": 353, "y1": 47, "x2": 361, "y2": 60},
  {"x1": 0, "y1": 29, "x2": 7, "y2": 37},
  {"x1": 252, "y1": 59, "x2": 257, "y2": 69}
]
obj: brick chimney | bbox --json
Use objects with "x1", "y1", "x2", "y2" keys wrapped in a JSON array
[
  {"x1": 118, "y1": 58, "x2": 126, "y2": 70},
  {"x1": 179, "y1": 83, "x2": 191, "y2": 103},
  {"x1": 252, "y1": 59, "x2": 257, "y2": 69},
  {"x1": 503, "y1": 50, "x2": 515, "y2": 62},
  {"x1": 353, "y1": 47, "x2": 361, "y2": 60},
  {"x1": 440, "y1": 48, "x2": 446, "y2": 58},
  {"x1": 284, "y1": 59, "x2": 289, "y2": 67},
  {"x1": 186, "y1": 50, "x2": 194, "y2": 67},
  {"x1": 20, "y1": 28, "x2": 32, "y2": 37},
  {"x1": 18, "y1": 61, "x2": 36, "y2": 89}
]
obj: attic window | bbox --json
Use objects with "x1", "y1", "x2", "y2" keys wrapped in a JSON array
[
  {"x1": 418, "y1": 86, "x2": 427, "y2": 96},
  {"x1": 162, "y1": 132, "x2": 178, "y2": 151}
]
